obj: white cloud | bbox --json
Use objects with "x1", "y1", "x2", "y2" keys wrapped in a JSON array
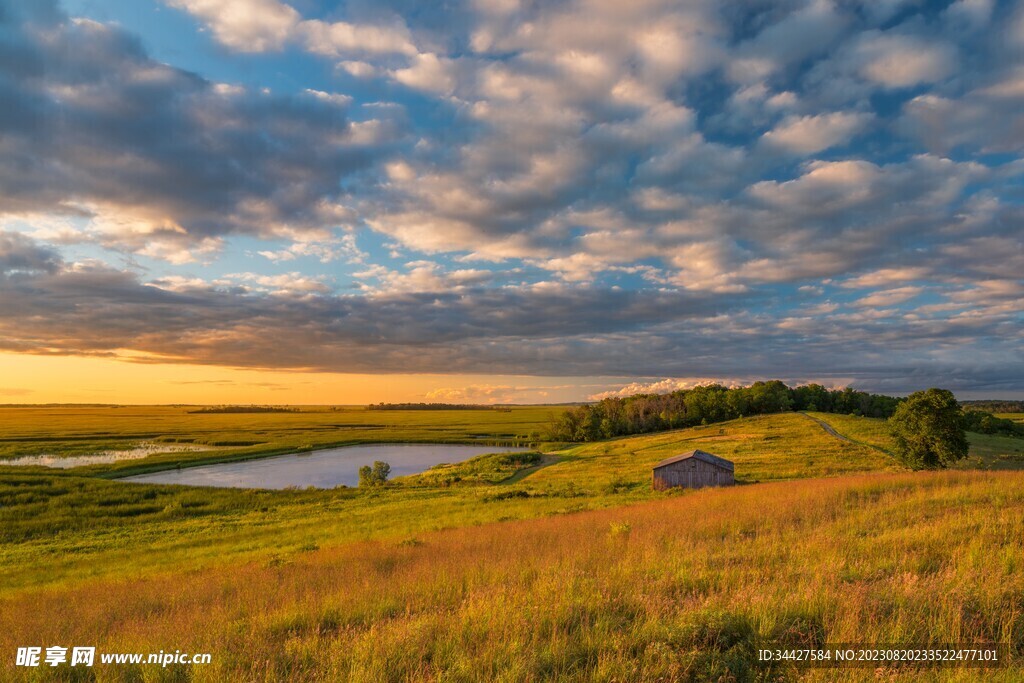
[
  {"x1": 588, "y1": 377, "x2": 757, "y2": 400},
  {"x1": 299, "y1": 19, "x2": 417, "y2": 58},
  {"x1": 762, "y1": 111, "x2": 873, "y2": 154},
  {"x1": 257, "y1": 234, "x2": 365, "y2": 264},
  {"x1": 853, "y1": 32, "x2": 957, "y2": 88},
  {"x1": 167, "y1": 0, "x2": 299, "y2": 52},
  {"x1": 853, "y1": 286, "x2": 924, "y2": 307},
  {"x1": 353, "y1": 261, "x2": 495, "y2": 294},
  {"x1": 223, "y1": 271, "x2": 332, "y2": 294},
  {"x1": 391, "y1": 53, "x2": 457, "y2": 94},
  {"x1": 168, "y1": 0, "x2": 418, "y2": 57}
]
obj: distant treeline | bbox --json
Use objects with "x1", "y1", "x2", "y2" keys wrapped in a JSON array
[
  {"x1": 368, "y1": 403, "x2": 505, "y2": 411},
  {"x1": 547, "y1": 381, "x2": 901, "y2": 442},
  {"x1": 961, "y1": 409, "x2": 1024, "y2": 436},
  {"x1": 961, "y1": 400, "x2": 1024, "y2": 414},
  {"x1": 188, "y1": 406, "x2": 299, "y2": 414}
]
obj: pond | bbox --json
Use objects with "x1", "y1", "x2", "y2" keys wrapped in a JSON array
[{"x1": 119, "y1": 443, "x2": 531, "y2": 489}]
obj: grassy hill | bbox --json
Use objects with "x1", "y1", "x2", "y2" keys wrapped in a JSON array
[
  {"x1": 807, "y1": 412, "x2": 1024, "y2": 471},
  {"x1": 2, "y1": 470, "x2": 1021, "y2": 681}
]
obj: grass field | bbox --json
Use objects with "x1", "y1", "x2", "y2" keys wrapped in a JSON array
[
  {"x1": 2, "y1": 407, "x2": 1023, "y2": 680},
  {"x1": 0, "y1": 405, "x2": 556, "y2": 475},
  {"x1": 807, "y1": 413, "x2": 1024, "y2": 471},
  {"x1": 2, "y1": 470, "x2": 1021, "y2": 681},
  {"x1": 0, "y1": 412, "x2": 905, "y2": 594}
]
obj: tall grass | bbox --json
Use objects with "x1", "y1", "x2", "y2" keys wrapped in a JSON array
[{"x1": 1, "y1": 471, "x2": 1021, "y2": 681}]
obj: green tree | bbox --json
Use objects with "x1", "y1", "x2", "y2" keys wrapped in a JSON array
[
  {"x1": 359, "y1": 460, "x2": 391, "y2": 487},
  {"x1": 888, "y1": 389, "x2": 968, "y2": 469}
]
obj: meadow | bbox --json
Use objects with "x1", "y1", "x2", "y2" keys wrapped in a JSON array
[
  {"x1": 0, "y1": 412, "x2": 900, "y2": 593},
  {"x1": 2, "y1": 407, "x2": 1024, "y2": 680},
  {"x1": 1, "y1": 470, "x2": 1021, "y2": 681},
  {"x1": 807, "y1": 412, "x2": 1024, "y2": 471}
]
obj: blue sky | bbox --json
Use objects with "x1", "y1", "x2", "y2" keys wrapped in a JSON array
[{"x1": 0, "y1": 0, "x2": 1022, "y2": 402}]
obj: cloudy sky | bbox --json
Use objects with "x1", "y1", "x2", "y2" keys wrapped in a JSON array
[{"x1": 0, "y1": 0, "x2": 1022, "y2": 403}]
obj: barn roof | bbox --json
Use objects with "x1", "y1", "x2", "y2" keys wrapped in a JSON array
[{"x1": 653, "y1": 449, "x2": 734, "y2": 471}]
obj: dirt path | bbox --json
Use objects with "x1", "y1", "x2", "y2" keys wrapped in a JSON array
[
  {"x1": 799, "y1": 412, "x2": 854, "y2": 444},
  {"x1": 799, "y1": 412, "x2": 895, "y2": 457},
  {"x1": 500, "y1": 454, "x2": 562, "y2": 484}
]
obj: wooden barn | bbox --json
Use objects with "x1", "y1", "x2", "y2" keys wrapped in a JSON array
[{"x1": 652, "y1": 449, "x2": 734, "y2": 490}]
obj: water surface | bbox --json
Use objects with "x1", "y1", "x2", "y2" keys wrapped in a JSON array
[
  {"x1": 121, "y1": 443, "x2": 529, "y2": 489},
  {"x1": 2, "y1": 443, "x2": 216, "y2": 469}
]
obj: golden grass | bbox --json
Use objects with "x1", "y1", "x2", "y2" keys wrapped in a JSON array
[{"x1": 2, "y1": 470, "x2": 1021, "y2": 682}]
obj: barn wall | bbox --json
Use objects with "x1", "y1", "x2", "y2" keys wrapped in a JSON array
[{"x1": 652, "y1": 458, "x2": 734, "y2": 490}]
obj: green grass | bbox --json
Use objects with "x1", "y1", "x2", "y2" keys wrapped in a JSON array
[
  {"x1": 806, "y1": 412, "x2": 1024, "y2": 471},
  {"x1": 0, "y1": 412, "x2": 903, "y2": 593},
  {"x1": 534, "y1": 413, "x2": 901, "y2": 491},
  {"x1": 2, "y1": 470, "x2": 1022, "y2": 682},
  {"x1": 3, "y1": 407, "x2": 1023, "y2": 680}
]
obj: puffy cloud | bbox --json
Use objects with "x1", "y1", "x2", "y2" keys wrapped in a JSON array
[
  {"x1": 168, "y1": 0, "x2": 418, "y2": 56},
  {"x1": 391, "y1": 53, "x2": 457, "y2": 94},
  {"x1": 761, "y1": 112, "x2": 873, "y2": 155},
  {"x1": 589, "y1": 378, "x2": 749, "y2": 400},
  {"x1": 167, "y1": 0, "x2": 300, "y2": 52},
  {"x1": 0, "y1": 3, "x2": 403, "y2": 259},
  {"x1": 851, "y1": 32, "x2": 957, "y2": 88},
  {"x1": 299, "y1": 19, "x2": 417, "y2": 58}
]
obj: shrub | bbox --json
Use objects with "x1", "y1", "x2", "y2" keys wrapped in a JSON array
[{"x1": 358, "y1": 460, "x2": 391, "y2": 487}]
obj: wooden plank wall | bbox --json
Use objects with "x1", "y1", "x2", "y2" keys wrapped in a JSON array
[{"x1": 653, "y1": 458, "x2": 734, "y2": 490}]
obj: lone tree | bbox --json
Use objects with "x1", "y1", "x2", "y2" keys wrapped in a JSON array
[
  {"x1": 358, "y1": 460, "x2": 391, "y2": 487},
  {"x1": 888, "y1": 388, "x2": 968, "y2": 469}
]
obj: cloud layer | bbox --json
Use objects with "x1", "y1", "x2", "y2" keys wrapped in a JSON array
[{"x1": 0, "y1": 0, "x2": 1021, "y2": 396}]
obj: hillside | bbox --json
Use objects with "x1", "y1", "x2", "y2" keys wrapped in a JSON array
[
  {"x1": 2, "y1": 470, "x2": 1021, "y2": 681},
  {"x1": 807, "y1": 413, "x2": 1024, "y2": 471}
]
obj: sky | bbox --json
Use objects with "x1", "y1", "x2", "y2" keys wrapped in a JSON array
[{"x1": 0, "y1": 0, "x2": 1022, "y2": 404}]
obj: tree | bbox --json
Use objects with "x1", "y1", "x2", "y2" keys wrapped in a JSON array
[
  {"x1": 359, "y1": 460, "x2": 391, "y2": 487},
  {"x1": 888, "y1": 389, "x2": 968, "y2": 469}
]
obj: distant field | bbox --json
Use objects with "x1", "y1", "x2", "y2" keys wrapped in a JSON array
[
  {"x1": 2, "y1": 470, "x2": 1021, "y2": 682},
  {"x1": 0, "y1": 405, "x2": 555, "y2": 475}
]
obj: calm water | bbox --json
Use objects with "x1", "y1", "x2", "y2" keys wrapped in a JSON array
[
  {"x1": 2, "y1": 443, "x2": 216, "y2": 469},
  {"x1": 120, "y1": 444, "x2": 530, "y2": 489}
]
